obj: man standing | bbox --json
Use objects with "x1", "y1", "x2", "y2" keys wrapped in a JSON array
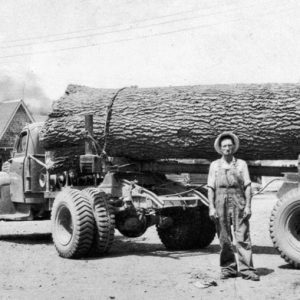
[{"x1": 207, "y1": 132, "x2": 259, "y2": 281}]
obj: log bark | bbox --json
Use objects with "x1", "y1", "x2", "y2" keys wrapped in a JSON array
[{"x1": 40, "y1": 83, "x2": 300, "y2": 172}]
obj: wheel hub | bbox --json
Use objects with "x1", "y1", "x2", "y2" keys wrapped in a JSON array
[
  {"x1": 288, "y1": 209, "x2": 300, "y2": 242},
  {"x1": 55, "y1": 205, "x2": 73, "y2": 246}
]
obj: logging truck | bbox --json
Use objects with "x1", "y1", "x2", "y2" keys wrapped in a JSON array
[
  {"x1": 0, "y1": 82, "x2": 300, "y2": 269},
  {"x1": 0, "y1": 117, "x2": 299, "y2": 267},
  {"x1": 0, "y1": 116, "x2": 216, "y2": 258}
]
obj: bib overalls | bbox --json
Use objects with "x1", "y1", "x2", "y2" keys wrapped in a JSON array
[{"x1": 215, "y1": 159, "x2": 255, "y2": 275}]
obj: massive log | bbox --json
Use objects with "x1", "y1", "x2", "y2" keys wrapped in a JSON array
[{"x1": 40, "y1": 83, "x2": 300, "y2": 171}]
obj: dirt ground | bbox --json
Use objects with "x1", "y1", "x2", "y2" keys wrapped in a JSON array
[{"x1": 0, "y1": 192, "x2": 299, "y2": 300}]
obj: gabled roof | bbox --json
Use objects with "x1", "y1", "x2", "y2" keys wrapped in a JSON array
[{"x1": 0, "y1": 99, "x2": 35, "y2": 140}]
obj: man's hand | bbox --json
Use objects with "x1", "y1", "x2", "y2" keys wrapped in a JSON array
[
  {"x1": 209, "y1": 206, "x2": 218, "y2": 221},
  {"x1": 243, "y1": 205, "x2": 252, "y2": 221}
]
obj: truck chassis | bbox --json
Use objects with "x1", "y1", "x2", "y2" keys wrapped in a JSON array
[{"x1": 0, "y1": 118, "x2": 215, "y2": 258}]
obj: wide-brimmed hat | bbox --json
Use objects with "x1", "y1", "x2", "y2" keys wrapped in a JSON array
[{"x1": 214, "y1": 131, "x2": 239, "y2": 155}]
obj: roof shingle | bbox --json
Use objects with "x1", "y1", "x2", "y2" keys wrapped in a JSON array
[
  {"x1": 0, "y1": 100, "x2": 35, "y2": 140},
  {"x1": 0, "y1": 100, "x2": 21, "y2": 137}
]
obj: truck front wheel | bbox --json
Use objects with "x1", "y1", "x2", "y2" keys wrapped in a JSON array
[
  {"x1": 51, "y1": 188, "x2": 95, "y2": 258},
  {"x1": 270, "y1": 190, "x2": 300, "y2": 268}
]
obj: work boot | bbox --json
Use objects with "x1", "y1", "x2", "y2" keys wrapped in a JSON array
[
  {"x1": 220, "y1": 270, "x2": 238, "y2": 280},
  {"x1": 241, "y1": 272, "x2": 260, "y2": 281}
]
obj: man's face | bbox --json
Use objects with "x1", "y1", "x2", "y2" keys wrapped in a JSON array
[{"x1": 220, "y1": 138, "x2": 234, "y2": 156}]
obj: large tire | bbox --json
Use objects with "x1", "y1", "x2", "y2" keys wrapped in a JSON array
[
  {"x1": 51, "y1": 188, "x2": 95, "y2": 258},
  {"x1": 157, "y1": 207, "x2": 216, "y2": 250},
  {"x1": 269, "y1": 189, "x2": 300, "y2": 268},
  {"x1": 82, "y1": 188, "x2": 115, "y2": 255}
]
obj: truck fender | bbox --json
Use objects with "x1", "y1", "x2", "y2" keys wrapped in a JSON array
[{"x1": 0, "y1": 171, "x2": 11, "y2": 187}]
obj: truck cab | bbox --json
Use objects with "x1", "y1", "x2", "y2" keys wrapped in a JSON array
[{"x1": 0, "y1": 122, "x2": 47, "y2": 220}]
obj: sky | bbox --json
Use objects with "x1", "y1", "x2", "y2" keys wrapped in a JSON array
[{"x1": 0, "y1": 0, "x2": 300, "y2": 114}]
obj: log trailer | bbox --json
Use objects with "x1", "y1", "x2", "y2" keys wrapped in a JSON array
[{"x1": 0, "y1": 115, "x2": 299, "y2": 269}]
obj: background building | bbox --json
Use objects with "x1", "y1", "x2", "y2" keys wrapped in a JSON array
[{"x1": 0, "y1": 100, "x2": 35, "y2": 169}]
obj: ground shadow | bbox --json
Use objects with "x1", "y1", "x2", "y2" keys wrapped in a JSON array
[
  {"x1": 105, "y1": 242, "x2": 280, "y2": 260},
  {"x1": 256, "y1": 267, "x2": 274, "y2": 276},
  {"x1": 87, "y1": 237, "x2": 222, "y2": 261},
  {"x1": 252, "y1": 245, "x2": 278, "y2": 255},
  {"x1": 0, "y1": 233, "x2": 52, "y2": 244},
  {"x1": 0, "y1": 233, "x2": 281, "y2": 259},
  {"x1": 278, "y1": 264, "x2": 299, "y2": 270},
  {"x1": 190, "y1": 244, "x2": 279, "y2": 256}
]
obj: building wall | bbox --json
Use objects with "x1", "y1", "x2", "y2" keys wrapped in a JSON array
[{"x1": 0, "y1": 105, "x2": 33, "y2": 148}]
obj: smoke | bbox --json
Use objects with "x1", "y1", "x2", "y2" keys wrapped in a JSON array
[{"x1": 0, "y1": 71, "x2": 52, "y2": 116}]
